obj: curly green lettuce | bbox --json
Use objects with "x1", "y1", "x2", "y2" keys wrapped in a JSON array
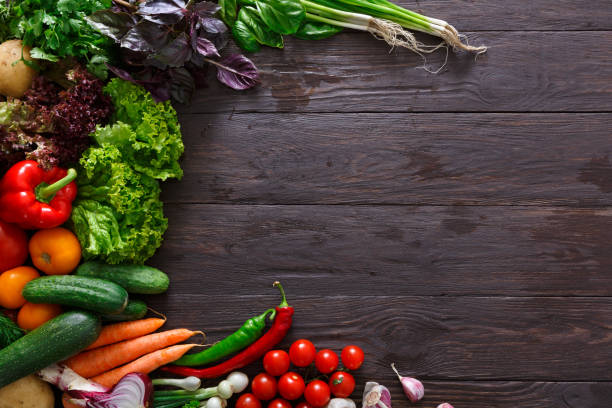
[
  {"x1": 72, "y1": 145, "x2": 168, "y2": 264},
  {"x1": 99, "y1": 79, "x2": 184, "y2": 181}
]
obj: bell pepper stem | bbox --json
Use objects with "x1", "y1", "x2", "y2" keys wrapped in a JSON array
[
  {"x1": 36, "y1": 169, "x2": 77, "y2": 202},
  {"x1": 273, "y1": 281, "x2": 289, "y2": 308}
]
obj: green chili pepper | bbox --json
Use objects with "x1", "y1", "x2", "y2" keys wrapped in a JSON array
[{"x1": 173, "y1": 308, "x2": 276, "y2": 366}]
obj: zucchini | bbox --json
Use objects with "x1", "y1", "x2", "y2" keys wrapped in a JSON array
[
  {"x1": 23, "y1": 275, "x2": 128, "y2": 315},
  {"x1": 102, "y1": 299, "x2": 147, "y2": 322},
  {"x1": 0, "y1": 311, "x2": 100, "y2": 388},
  {"x1": 76, "y1": 261, "x2": 170, "y2": 294}
]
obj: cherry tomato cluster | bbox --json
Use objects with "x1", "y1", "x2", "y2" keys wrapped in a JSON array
[{"x1": 236, "y1": 340, "x2": 364, "y2": 408}]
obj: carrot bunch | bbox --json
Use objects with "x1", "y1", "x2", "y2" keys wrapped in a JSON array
[{"x1": 64, "y1": 317, "x2": 202, "y2": 388}]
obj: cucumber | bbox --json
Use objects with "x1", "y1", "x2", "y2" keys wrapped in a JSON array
[
  {"x1": 23, "y1": 275, "x2": 128, "y2": 315},
  {"x1": 102, "y1": 299, "x2": 148, "y2": 322},
  {"x1": 76, "y1": 261, "x2": 170, "y2": 294},
  {"x1": 0, "y1": 311, "x2": 100, "y2": 388}
]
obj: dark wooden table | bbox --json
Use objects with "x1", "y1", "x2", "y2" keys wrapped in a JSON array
[{"x1": 148, "y1": 1, "x2": 612, "y2": 406}]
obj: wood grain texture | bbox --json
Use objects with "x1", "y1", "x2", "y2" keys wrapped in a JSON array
[
  {"x1": 150, "y1": 205, "x2": 612, "y2": 296},
  {"x1": 391, "y1": 0, "x2": 612, "y2": 31},
  {"x1": 162, "y1": 113, "x2": 612, "y2": 205},
  {"x1": 147, "y1": 295, "x2": 612, "y2": 380},
  {"x1": 177, "y1": 32, "x2": 612, "y2": 114}
]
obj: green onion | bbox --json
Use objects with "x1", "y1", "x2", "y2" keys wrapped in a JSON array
[{"x1": 299, "y1": 0, "x2": 486, "y2": 55}]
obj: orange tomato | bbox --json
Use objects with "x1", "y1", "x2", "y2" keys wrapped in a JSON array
[
  {"x1": 17, "y1": 302, "x2": 62, "y2": 330},
  {"x1": 29, "y1": 227, "x2": 81, "y2": 275},
  {"x1": 0, "y1": 266, "x2": 40, "y2": 309}
]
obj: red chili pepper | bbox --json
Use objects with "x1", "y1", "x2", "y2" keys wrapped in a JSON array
[
  {"x1": 0, "y1": 160, "x2": 77, "y2": 230},
  {"x1": 162, "y1": 282, "x2": 294, "y2": 379}
]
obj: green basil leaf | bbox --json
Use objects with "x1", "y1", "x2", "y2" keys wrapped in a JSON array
[
  {"x1": 238, "y1": 7, "x2": 283, "y2": 48},
  {"x1": 231, "y1": 19, "x2": 261, "y2": 53},
  {"x1": 255, "y1": 0, "x2": 305, "y2": 35},
  {"x1": 294, "y1": 21, "x2": 342, "y2": 40},
  {"x1": 219, "y1": 0, "x2": 238, "y2": 27}
]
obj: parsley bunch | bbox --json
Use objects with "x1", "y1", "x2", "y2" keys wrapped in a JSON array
[{"x1": 7, "y1": 0, "x2": 114, "y2": 78}]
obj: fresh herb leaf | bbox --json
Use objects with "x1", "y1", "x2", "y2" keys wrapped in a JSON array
[
  {"x1": 255, "y1": 0, "x2": 305, "y2": 35},
  {"x1": 137, "y1": 0, "x2": 186, "y2": 25},
  {"x1": 0, "y1": 314, "x2": 23, "y2": 350},
  {"x1": 86, "y1": 10, "x2": 134, "y2": 42},
  {"x1": 218, "y1": 0, "x2": 238, "y2": 27},
  {"x1": 294, "y1": 21, "x2": 342, "y2": 40},
  {"x1": 238, "y1": 6, "x2": 283, "y2": 48},
  {"x1": 231, "y1": 20, "x2": 261, "y2": 53},
  {"x1": 215, "y1": 54, "x2": 259, "y2": 90}
]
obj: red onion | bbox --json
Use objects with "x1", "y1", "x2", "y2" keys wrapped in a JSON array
[{"x1": 38, "y1": 364, "x2": 153, "y2": 408}]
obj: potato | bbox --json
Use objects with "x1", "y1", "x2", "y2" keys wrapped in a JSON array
[
  {"x1": 0, "y1": 374, "x2": 54, "y2": 408},
  {"x1": 0, "y1": 39, "x2": 37, "y2": 98}
]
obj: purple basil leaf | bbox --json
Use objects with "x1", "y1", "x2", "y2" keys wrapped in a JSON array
[
  {"x1": 198, "y1": 18, "x2": 229, "y2": 50},
  {"x1": 193, "y1": 36, "x2": 219, "y2": 57},
  {"x1": 215, "y1": 54, "x2": 259, "y2": 90},
  {"x1": 137, "y1": 0, "x2": 187, "y2": 24},
  {"x1": 143, "y1": 82, "x2": 172, "y2": 102},
  {"x1": 86, "y1": 10, "x2": 134, "y2": 42},
  {"x1": 121, "y1": 48, "x2": 148, "y2": 66},
  {"x1": 121, "y1": 20, "x2": 170, "y2": 52},
  {"x1": 169, "y1": 67, "x2": 195, "y2": 104},
  {"x1": 107, "y1": 64, "x2": 140, "y2": 82},
  {"x1": 192, "y1": 1, "x2": 221, "y2": 18},
  {"x1": 108, "y1": 65, "x2": 172, "y2": 102},
  {"x1": 153, "y1": 32, "x2": 192, "y2": 67}
]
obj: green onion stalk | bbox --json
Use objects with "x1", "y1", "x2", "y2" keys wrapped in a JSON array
[{"x1": 299, "y1": 0, "x2": 486, "y2": 56}]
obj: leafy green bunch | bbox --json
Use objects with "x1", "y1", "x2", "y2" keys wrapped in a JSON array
[
  {"x1": 71, "y1": 79, "x2": 184, "y2": 265},
  {"x1": 7, "y1": 0, "x2": 114, "y2": 77}
]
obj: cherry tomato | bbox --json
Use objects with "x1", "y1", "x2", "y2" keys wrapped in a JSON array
[
  {"x1": 268, "y1": 399, "x2": 292, "y2": 408},
  {"x1": 17, "y1": 302, "x2": 62, "y2": 330},
  {"x1": 0, "y1": 220, "x2": 28, "y2": 273},
  {"x1": 314, "y1": 349, "x2": 339, "y2": 374},
  {"x1": 278, "y1": 372, "x2": 305, "y2": 401},
  {"x1": 304, "y1": 380, "x2": 330, "y2": 408},
  {"x1": 252, "y1": 373, "x2": 278, "y2": 401},
  {"x1": 340, "y1": 345, "x2": 364, "y2": 370},
  {"x1": 328, "y1": 372, "x2": 355, "y2": 398},
  {"x1": 295, "y1": 402, "x2": 313, "y2": 408},
  {"x1": 237, "y1": 393, "x2": 262, "y2": 408},
  {"x1": 0, "y1": 266, "x2": 40, "y2": 309},
  {"x1": 264, "y1": 350, "x2": 291, "y2": 376},
  {"x1": 289, "y1": 339, "x2": 316, "y2": 367}
]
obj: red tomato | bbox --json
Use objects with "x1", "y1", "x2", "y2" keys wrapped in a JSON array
[
  {"x1": 252, "y1": 373, "x2": 278, "y2": 401},
  {"x1": 289, "y1": 339, "x2": 316, "y2": 367},
  {"x1": 295, "y1": 402, "x2": 313, "y2": 408},
  {"x1": 304, "y1": 380, "x2": 330, "y2": 408},
  {"x1": 264, "y1": 350, "x2": 291, "y2": 376},
  {"x1": 340, "y1": 345, "x2": 364, "y2": 370},
  {"x1": 237, "y1": 393, "x2": 262, "y2": 408},
  {"x1": 328, "y1": 372, "x2": 355, "y2": 398},
  {"x1": 0, "y1": 220, "x2": 28, "y2": 273},
  {"x1": 268, "y1": 399, "x2": 292, "y2": 408},
  {"x1": 278, "y1": 372, "x2": 305, "y2": 401},
  {"x1": 315, "y1": 349, "x2": 339, "y2": 374}
]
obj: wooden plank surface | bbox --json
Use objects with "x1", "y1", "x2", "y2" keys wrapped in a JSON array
[
  {"x1": 163, "y1": 113, "x2": 612, "y2": 205},
  {"x1": 391, "y1": 0, "x2": 612, "y2": 30},
  {"x1": 156, "y1": 1, "x2": 612, "y2": 406},
  {"x1": 177, "y1": 32, "x2": 612, "y2": 114},
  {"x1": 152, "y1": 205, "x2": 612, "y2": 296}
]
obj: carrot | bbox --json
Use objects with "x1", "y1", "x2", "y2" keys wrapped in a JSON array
[
  {"x1": 90, "y1": 344, "x2": 198, "y2": 388},
  {"x1": 65, "y1": 329, "x2": 200, "y2": 378},
  {"x1": 85, "y1": 317, "x2": 166, "y2": 350}
]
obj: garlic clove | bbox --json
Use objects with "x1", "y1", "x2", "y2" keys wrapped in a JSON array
[
  {"x1": 400, "y1": 377, "x2": 424, "y2": 403},
  {"x1": 437, "y1": 404, "x2": 454, "y2": 408}
]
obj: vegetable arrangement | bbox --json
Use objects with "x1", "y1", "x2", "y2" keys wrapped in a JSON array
[{"x1": 0, "y1": 0, "x2": 476, "y2": 405}]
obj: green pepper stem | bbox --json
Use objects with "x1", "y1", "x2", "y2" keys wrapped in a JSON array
[
  {"x1": 36, "y1": 168, "x2": 77, "y2": 202},
  {"x1": 273, "y1": 281, "x2": 289, "y2": 308},
  {"x1": 261, "y1": 308, "x2": 276, "y2": 322}
]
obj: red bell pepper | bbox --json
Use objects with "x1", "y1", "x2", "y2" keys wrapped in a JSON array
[{"x1": 0, "y1": 160, "x2": 77, "y2": 229}]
